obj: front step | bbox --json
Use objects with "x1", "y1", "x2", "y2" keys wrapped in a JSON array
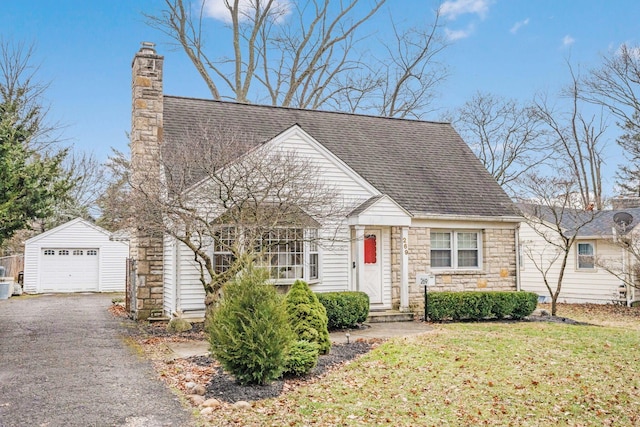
[{"x1": 367, "y1": 310, "x2": 415, "y2": 323}]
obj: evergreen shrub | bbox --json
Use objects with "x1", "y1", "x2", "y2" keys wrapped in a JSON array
[
  {"x1": 316, "y1": 291, "x2": 369, "y2": 330},
  {"x1": 426, "y1": 291, "x2": 538, "y2": 321},
  {"x1": 207, "y1": 267, "x2": 293, "y2": 385},
  {"x1": 285, "y1": 280, "x2": 331, "y2": 354}
]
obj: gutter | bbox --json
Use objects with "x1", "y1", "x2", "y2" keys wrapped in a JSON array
[{"x1": 411, "y1": 213, "x2": 524, "y2": 223}]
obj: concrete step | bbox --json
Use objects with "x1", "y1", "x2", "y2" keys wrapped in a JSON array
[{"x1": 367, "y1": 310, "x2": 415, "y2": 323}]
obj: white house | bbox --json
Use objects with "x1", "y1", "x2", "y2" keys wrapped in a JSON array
[
  {"x1": 23, "y1": 218, "x2": 129, "y2": 294},
  {"x1": 128, "y1": 43, "x2": 522, "y2": 320},
  {"x1": 519, "y1": 203, "x2": 640, "y2": 304}
]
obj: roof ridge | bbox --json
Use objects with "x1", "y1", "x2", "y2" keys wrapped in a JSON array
[{"x1": 163, "y1": 95, "x2": 451, "y2": 125}]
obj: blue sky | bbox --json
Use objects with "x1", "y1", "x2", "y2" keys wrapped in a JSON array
[{"x1": 1, "y1": 0, "x2": 638, "y2": 194}]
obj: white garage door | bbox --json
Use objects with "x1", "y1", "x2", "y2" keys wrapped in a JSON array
[{"x1": 39, "y1": 248, "x2": 99, "y2": 292}]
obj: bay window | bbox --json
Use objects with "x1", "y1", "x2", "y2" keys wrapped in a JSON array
[
  {"x1": 430, "y1": 230, "x2": 481, "y2": 269},
  {"x1": 212, "y1": 226, "x2": 320, "y2": 281}
]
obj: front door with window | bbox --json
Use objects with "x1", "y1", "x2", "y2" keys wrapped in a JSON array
[{"x1": 363, "y1": 229, "x2": 383, "y2": 304}]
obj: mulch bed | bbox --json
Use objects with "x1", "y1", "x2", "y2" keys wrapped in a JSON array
[{"x1": 121, "y1": 314, "x2": 376, "y2": 403}]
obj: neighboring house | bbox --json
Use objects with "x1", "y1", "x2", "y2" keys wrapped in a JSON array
[
  {"x1": 519, "y1": 201, "x2": 640, "y2": 304},
  {"x1": 128, "y1": 42, "x2": 522, "y2": 320},
  {"x1": 23, "y1": 218, "x2": 129, "y2": 294}
]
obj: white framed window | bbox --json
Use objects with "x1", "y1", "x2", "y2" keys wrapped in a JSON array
[
  {"x1": 430, "y1": 230, "x2": 482, "y2": 269},
  {"x1": 59, "y1": 250, "x2": 69, "y2": 256},
  {"x1": 44, "y1": 249, "x2": 55, "y2": 256},
  {"x1": 577, "y1": 241, "x2": 595, "y2": 270},
  {"x1": 212, "y1": 226, "x2": 320, "y2": 282},
  {"x1": 307, "y1": 229, "x2": 319, "y2": 281},
  {"x1": 87, "y1": 250, "x2": 98, "y2": 256},
  {"x1": 73, "y1": 250, "x2": 83, "y2": 256},
  {"x1": 213, "y1": 227, "x2": 236, "y2": 274}
]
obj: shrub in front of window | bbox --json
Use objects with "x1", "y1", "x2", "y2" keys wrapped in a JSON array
[
  {"x1": 285, "y1": 280, "x2": 331, "y2": 355},
  {"x1": 426, "y1": 291, "x2": 538, "y2": 321},
  {"x1": 316, "y1": 291, "x2": 370, "y2": 330},
  {"x1": 207, "y1": 267, "x2": 293, "y2": 385}
]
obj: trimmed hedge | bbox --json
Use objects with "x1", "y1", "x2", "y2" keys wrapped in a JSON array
[
  {"x1": 316, "y1": 291, "x2": 370, "y2": 330},
  {"x1": 426, "y1": 291, "x2": 538, "y2": 321}
]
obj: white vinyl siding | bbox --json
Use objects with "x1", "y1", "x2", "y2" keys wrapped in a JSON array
[
  {"x1": 23, "y1": 218, "x2": 128, "y2": 294},
  {"x1": 519, "y1": 222, "x2": 623, "y2": 303},
  {"x1": 272, "y1": 130, "x2": 380, "y2": 293}
]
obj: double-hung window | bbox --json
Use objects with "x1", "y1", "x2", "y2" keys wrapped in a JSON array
[
  {"x1": 577, "y1": 241, "x2": 595, "y2": 270},
  {"x1": 430, "y1": 230, "x2": 481, "y2": 269}
]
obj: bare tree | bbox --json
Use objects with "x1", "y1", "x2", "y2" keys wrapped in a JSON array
[
  {"x1": 518, "y1": 173, "x2": 600, "y2": 315},
  {"x1": 595, "y1": 217, "x2": 640, "y2": 299},
  {"x1": 533, "y1": 64, "x2": 608, "y2": 210},
  {"x1": 146, "y1": 0, "x2": 448, "y2": 117},
  {"x1": 583, "y1": 44, "x2": 640, "y2": 194},
  {"x1": 584, "y1": 43, "x2": 640, "y2": 128},
  {"x1": 131, "y1": 123, "x2": 344, "y2": 314},
  {"x1": 449, "y1": 92, "x2": 548, "y2": 194},
  {"x1": 96, "y1": 148, "x2": 132, "y2": 231},
  {"x1": 0, "y1": 39, "x2": 64, "y2": 151}
]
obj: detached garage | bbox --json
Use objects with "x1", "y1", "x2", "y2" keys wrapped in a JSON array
[{"x1": 23, "y1": 218, "x2": 129, "y2": 293}]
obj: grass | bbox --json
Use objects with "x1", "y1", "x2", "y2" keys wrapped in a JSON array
[{"x1": 206, "y1": 304, "x2": 640, "y2": 426}]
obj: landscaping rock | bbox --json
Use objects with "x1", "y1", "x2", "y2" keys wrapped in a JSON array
[
  {"x1": 192, "y1": 384, "x2": 207, "y2": 396},
  {"x1": 202, "y1": 398, "x2": 221, "y2": 408},
  {"x1": 188, "y1": 395, "x2": 205, "y2": 406},
  {"x1": 167, "y1": 317, "x2": 192, "y2": 333},
  {"x1": 200, "y1": 407, "x2": 215, "y2": 416},
  {"x1": 232, "y1": 401, "x2": 251, "y2": 410}
]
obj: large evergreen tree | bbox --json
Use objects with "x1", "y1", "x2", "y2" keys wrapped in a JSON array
[{"x1": 0, "y1": 41, "x2": 71, "y2": 245}]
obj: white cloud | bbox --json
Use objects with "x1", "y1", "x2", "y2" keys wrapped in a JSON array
[
  {"x1": 445, "y1": 24, "x2": 475, "y2": 41},
  {"x1": 562, "y1": 34, "x2": 575, "y2": 47},
  {"x1": 439, "y1": 0, "x2": 492, "y2": 20},
  {"x1": 510, "y1": 18, "x2": 529, "y2": 34},
  {"x1": 202, "y1": 0, "x2": 291, "y2": 24}
]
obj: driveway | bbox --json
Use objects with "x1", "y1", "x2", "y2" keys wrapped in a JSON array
[{"x1": 0, "y1": 294, "x2": 194, "y2": 427}]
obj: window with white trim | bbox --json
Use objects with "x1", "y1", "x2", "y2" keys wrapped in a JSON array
[
  {"x1": 213, "y1": 227, "x2": 236, "y2": 274},
  {"x1": 212, "y1": 226, "x2": 320, "y2": 281},
  {"x1": 44, "y1": 249, "x2": 55, "y2": 255},
  {"x1": 59, "y1": 250, "x2": 69, "y2": 256},
  {"x1": 430, "y1": 230, "x2": 481, "y2": 269},
  {"x1": 577, "y1": 242, "x2": 595, "y2": 270},
  {"x1": 73, "y1": 250, "x2": 83, "y2": 256},
  {"x1": 87, "y1": 250, "x2": 98, "y2": 256}
]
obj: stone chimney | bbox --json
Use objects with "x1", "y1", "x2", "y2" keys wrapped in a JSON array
[
  {"x1": 129, "y1": 42, "x2": 164, "y2": 320},
  {"x1": 612, "y1": 196, "x2": 640, "y2": 210}
]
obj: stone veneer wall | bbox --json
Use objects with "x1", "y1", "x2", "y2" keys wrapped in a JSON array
[
  {"x1": 129, "y1": 43, "x2": 165, "y2": 320},
  {"x1": 390, "y1": 226, "x2": 517, "y2": 313}
]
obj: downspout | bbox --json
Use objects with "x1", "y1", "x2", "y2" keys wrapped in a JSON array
[
  {"x1": 515, "y1": 223, "x2": 521, "y2": 292},
  {"x1": 174, "y1": 239, "x2": 180, "y2": 313}
]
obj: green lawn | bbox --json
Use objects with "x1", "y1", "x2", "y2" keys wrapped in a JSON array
[{"x1": 210, "y1": 305, "x2": 640, "y2": 426}]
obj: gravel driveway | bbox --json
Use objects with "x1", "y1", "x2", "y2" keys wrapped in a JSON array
[{"x1": 0, "y1": 293, "x2": 194, "y2": 427}]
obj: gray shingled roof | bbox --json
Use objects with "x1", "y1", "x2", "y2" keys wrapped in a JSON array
[
  {"x1": 517, "y1": 203, "x2": 640, "y2": 237},
  {"x1": 163, "y1": 96, "x2": 516, "y2": 218}
]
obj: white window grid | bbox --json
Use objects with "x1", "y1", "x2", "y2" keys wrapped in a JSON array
[{"x1": 430, "y1": 230, "x2": 482, "y2": 269}]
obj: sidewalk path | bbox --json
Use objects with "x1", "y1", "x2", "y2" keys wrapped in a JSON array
[{"x1": 0, "y1": 294, "x2": 194, "y2": 427}]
